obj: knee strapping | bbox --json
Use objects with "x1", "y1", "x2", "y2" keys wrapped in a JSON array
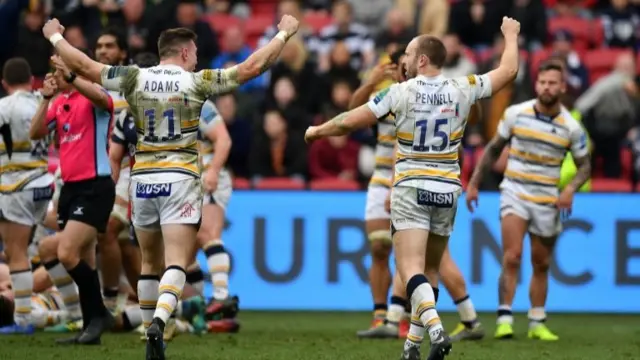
[{"x1": 368, "y1": 230, "x2": 391, "y2": 243}]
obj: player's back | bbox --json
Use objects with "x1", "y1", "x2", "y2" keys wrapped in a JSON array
[
  {"x1": 499, "y1": 99, "x2": 583, "y2": 204},
  {"x1": 121, "y1": 65, "x2": 211, "y2": 183},
  {"x1": 392, "y1": 74, "x2": 490, "y2": 193},
  {"x1": 0, "y1": 90, "x2": 52, "y2": 193}
]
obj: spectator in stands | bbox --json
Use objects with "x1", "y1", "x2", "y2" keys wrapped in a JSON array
[
  {"x1": 349, "y1": 0, "x2": 393, "y2": 36},
  {"x1": 212, "y1": 25, "x2": 265, "y2": 92},
  {"x1": 64, "y1": 26, "x2": 88, "y2": 53},
  {"x1": 14, "y1": 9, "x2": 52, "y2": 78},
  {"x1": 174, "y1": 0, "x2": 218, "y2": 70},
  {"x1": 249, "y1": 110, "x2": 308, "y2": 183},
  {"x1": 600, "y1": 0, "x2": 640, "y2": 49},
  {"x1": 550, "y1": 30, "x2": 590, "y2": 100},
  {"x1": 304, "y1": 0, "x2": 332, "y2": 12},
  {"x1": 205, "y1": 0, "x2": 250, "y2": 17},
  {"x1": 441, "y1": 33, "x2": 477, "y2": 78},
  {"x1": 268, "y1": 37, "x2": 322, "y2": 115},
  {"x1": 216, "y1": 93, "x2": 252, "y2": 178},
  {"x1": 308, "y1": 133, "x2": 361, "y2": 180},
  {"x1": 267, "y1": 76, "x2": 311, "y2": 132},
  {"x1": 257, "y1": 0, "x2": 318, "y2": 54},
  {"x1": 321, "y1": 79, "x2": 353, "y2": 123},
  {"x1": 80, "y1": 0, "x2": 127, "y2": 39},
  {"x1": 321, "y1": 42, "x2": 361, "y2": 97},
  {"x1": 318, "y1": 0, "x2": 376, "y2": 72},
  {"x1": 510, "y1": 0, "x2": 547, "y2": 51},
  {"x1": 576, "y1": 53, "x2": 639, "y2": 177},
  {"x1": 448, "y1": 0, "x2": 510, "y2": 50},
  {"x1": 396, "y1": 0, "x2": 449, "y2": 38},
  {"x1": 546, "y1": 0, "x2": 594, "y2": 19},
  {"x1": 375, "y1": 8, "x2": 414, "y2": 53}
]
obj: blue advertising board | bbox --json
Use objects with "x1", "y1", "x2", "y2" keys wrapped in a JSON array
[{"x1": 197, "y1": 192, "x2": 640, "y2": 313}]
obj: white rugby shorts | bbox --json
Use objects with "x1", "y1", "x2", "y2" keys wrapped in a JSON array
[
  {"x1": 500, "y1": 190, "x2": 562, "y2": 237},
  {"x1": 390, "y1": 186, "x2": 461, "y2": 236},
  {"x1": 364, "y1": 186, "x2": 391, "y2": 221},
  {"x1": 0, "y1": 187, "x2": 53, "y2": 226},
  {"x1": 202, "y1": 168, "x2": 232, "y2": 210},
  {"x1": 130, "y1": 178, "x2": 203, "y2": 230}
]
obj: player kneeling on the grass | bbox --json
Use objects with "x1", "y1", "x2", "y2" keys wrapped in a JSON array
[
  {"x1": 305, "y1": 17, "x2": 521, "y2": 360},
  {"x1": 196, "y1": 98, "x2": 240, "y2": 332},
  {"x1": 466, "y1": 60, "x2": 591, "y2": 342},
  {"x1": 0, "y1": 58, "x2": 54, "y2": 334}
]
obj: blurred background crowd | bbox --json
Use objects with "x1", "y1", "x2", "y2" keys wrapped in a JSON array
[{"x1": 1, "y1": 0, "x2": 640, "y2": 191}]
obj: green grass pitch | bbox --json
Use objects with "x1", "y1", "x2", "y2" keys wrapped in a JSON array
[{"x1": 1, "y1": 312, "x2": 639, "y2": 359}]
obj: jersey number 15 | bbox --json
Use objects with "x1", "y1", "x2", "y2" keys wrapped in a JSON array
[
  {"x1": 143, "y1": 108, "x2": 182, "y2": 142},
  {"x1": 413, "y1": 118, "x2": 449, "y2": 152}
]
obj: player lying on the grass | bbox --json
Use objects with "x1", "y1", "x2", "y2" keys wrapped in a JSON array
[
  {"x1": 0, "y1": 261, "x2": 205, "y2": 332},
  {"x1": 466, "y1": 59, "x2": 591, "y2": 341},
  {"x1": 350, "y1": 52, "x2": 484, "y2": 342},
  {"x1": 305, "y1": 17, "x2": 521, "y2": 360}
]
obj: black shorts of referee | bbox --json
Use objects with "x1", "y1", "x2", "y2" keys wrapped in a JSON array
[{"x1": 57, "y1": 176, "x2": 115, "y2": 233}]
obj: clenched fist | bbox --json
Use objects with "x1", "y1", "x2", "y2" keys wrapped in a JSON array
[
  {"x1": 43, "y1": 18, "x2": 65, "y2": 39},
  {"x1": 278, "y1": 14, "x2": 300, "y2": 38},
  {"x1": 500, "y1": 16, "x2": 520, "y2": 38}
]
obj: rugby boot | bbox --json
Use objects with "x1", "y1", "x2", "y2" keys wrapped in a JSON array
[
  {"x1": 527, "y1": 324, "x2": 559, "y2": 341},
  {"x1": 45, "y1": 318, "x2": 83, "y2": 333},
  {"x1": 449, "y1": 322, "x2": 485, "y2": 342},
  {"x1": 180, "y1": 296, "x2": 207, "y2": 334},
  {"x1": 162, "y1": 317, "x2": 178, "y2": 342},
  {"x1": 207, "y1": 318, "x2": 240, "y2": 333},
  {"x1": 399, "y1": 346, "x2": 421, "y2": 360},
  {"x1": 494, "y1": 323, "x2": 514, "y2": 339},
  {"x1": 426, "y1": 329, "x2": 452, "y2": 360},
  {"x1": 0, "y1": 323, "x2": 35, "y2": 334},
  {"x1": 77, "y1": 312, "x2": 115, "y2": 345},
  {"x1": 356, "y1": 322, "x2": 399, "y2": 339},
  {"x1": 398, "y1": 319, "x2": 410, "y2": 338},
  {"x1": 145, "y1": 320, "x2": 166, "y2": 360},
  {"x1": 205, "y1": 295, "x2": 239, "y2": 320}
]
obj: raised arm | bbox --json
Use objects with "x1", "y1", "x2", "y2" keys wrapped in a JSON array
[
  {"x1": 42, "y1": 19, "x2": 106, "y2": 84},
  {"x1": 348, "y1": 63, "x2": 396, "y2": 110},
  {"x1": 30, "y1": 74, "x2": 58, "y2": 140},
  {"x1": 304, "y1": 105, "x2": 379, "y2": 141},
  {"x1": 485, "y1": 17, "x2": 521, "y2": 94},
  {"x1": 51, "y1": 55, "x2": 112, "y2": 110}
]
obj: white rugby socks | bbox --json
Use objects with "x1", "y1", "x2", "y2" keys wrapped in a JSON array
[
  {"x1": 43, "y1": 260, "x2": 81, "y2": 321},
  {"x1": 154, "y1": 266, "x2": 186, "y2": 324},
  {"x1": 138, "y1": 274, "x2": 159, "y2": 330},
  {"x1": 10, "y1": 269, "x2": 33, "y2": 326},
  {"x1": 203, "y1": 240, "x2": 230, "y2": 300},
  {"x1": 454, "y1": 295, "x2": 478, "y2": 325}
]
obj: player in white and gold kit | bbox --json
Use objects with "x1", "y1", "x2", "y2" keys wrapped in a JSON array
[
  {"x1": 0, "y1": 58, "x2": 54, "y2": 334},
  {"x1": 306, "y1": 17, "x2": 521, "y2": 360},
  {"x1": 44, "y1": 14, "x2": 299, "y2": 358},
  {"x1": 467, "y1": 60, "x2": 591, "y2": 342}
]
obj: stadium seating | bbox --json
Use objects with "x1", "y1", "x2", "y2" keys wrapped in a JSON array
[
  {"x1": 232, "y1": 177, "x2": 251, "y2": 189},
  {"x1": 309, "y1": 178, "x2": 361, "y2": 190},
  {"x1": 547, "y1": 17, "x2": 591, "y2": 51},
  {"x1": 591, "y1": 178, "x2": 633, "y2": 192},
  {"x1": 583, "y1": 48, "x2": 634, "y2": 84},
  {"x1": 254, "y1": 177, "x2": 306, "y2": 190},
  {"x1": 244, "y1": 14, "x2": 273, "y2": 48},
  {"x1": 303, "y1": 11, "x2": 333, "y2": 34}
]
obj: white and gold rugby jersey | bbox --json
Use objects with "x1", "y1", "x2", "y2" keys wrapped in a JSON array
[
  {"x1": 198, "y1": 99, "x2": 224, "y2": 170},
  {"x1": 367, "y1": 74, "x2": 492, "y2": 192},
  {"x1": 497, "y1": 99, "x2": 588, "y2": 205},
  {"x1": 0, "y1": 90, "x2": 54, "y2": 193},
  {"x1": 100, "y1": 64, "x2": 241, "y2": 183},
  {"x1": 107, "y1": 90, "x2": 128, "y2": 117},
  {"x1": 32, "y1": 289, "x2": 64, "y2": 312},
  {"x1": 368, "y1": 90, "x2": 396, "y2": 189}
]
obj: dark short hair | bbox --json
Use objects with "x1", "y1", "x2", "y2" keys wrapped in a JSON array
[
  {"x1": 415, "y1": 35, "x2": 447, "y2": 69},
  {"x1": 0, "y1": 295, "x2": 14, "y2": 327},
  {"x1": 157, "y1": 28, "x2": 198, "y2": 59},
  {"x1": 96, "y1": 27, "x2": 128, "y2": 54},
  {"x1": 390, "y1": 47, "x2": 406, "y2": 65},
  {"x1": 538, "y1": 60, "x2": 565, "y2": 74},
  {"x1": 133, "y1": 52, "x2": 160, "y2": 67},
  {"x1": 2, "y1": 58, "x2": 32, "y2": 86}
]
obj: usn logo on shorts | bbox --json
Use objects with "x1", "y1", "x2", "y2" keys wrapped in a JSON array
[
  {"x1": 136, "y1": 183, "x2": 172, "y2": 198},
  {"x1": 416, "y1": 189, "x2": 454, "y2": 208}
]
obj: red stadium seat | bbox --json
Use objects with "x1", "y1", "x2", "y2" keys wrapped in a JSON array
[
  {"x1": 591, "y1": 179, "x2": 633, "y2": 192},
  {"x1": 250, "y1": 0, "x2": 277, "y2": 16},
  {"x1": 548, "y1": 17, "x2": 590, "y2": 51},
  {"x1": 309, "y1": 178, "x2": 360, "y2": 190},
  {"x1": 254, "y1": 177, "x2": 306, "y2": 190},
  {"x1": 621, "y1": 147, "x2": 633, "y2": 180},
  {"x1": 232, "y1": 177, "x2": 251, "y2": 189},
  {"x1": 590, "y1": 18, "x2": 605, "y2": 48},
  {"x1": 244, "y1": 14, "x2": 273, "y2": 37},
  {"x1": 584, "y1": 48, "x2": 633, "y2": 84},
  {"x1": 203, "y1": 14, "x2": 242, "y2": 35},
  {"x1": 529, "y1": 48, "x2": 553, "y2": 80},
  {"x1": 460, "y1": 150, "x2": 473, "y2": 190},
  {"x1": 304, "y1": 11, "x2": 333, "y2": 34},
  {"x1": 32, "y1": 77, "x2": 44, "y2": 90}
]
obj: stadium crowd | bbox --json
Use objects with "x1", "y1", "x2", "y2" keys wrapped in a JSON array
[{"x1": 1, "y1": 0, "x2": 640, "y2": 191}]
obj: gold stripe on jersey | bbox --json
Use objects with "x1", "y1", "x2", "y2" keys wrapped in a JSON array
[
  {"x1": 132, "y1": 160, "x2": 200, "y2": 178},
  {"x1": 137, "y1": 142, "x2": 198, "y2": 153},
  {"x1": 395, "y1": 168, "x2": 460, "y2": 187},
  {"x1": 504, "y1": 169, "x2": 559, "y2": 186},
  {"x1": 508, "y1": 148, "x2": 563, "y2": 166},
  {"x1": 0, "y1": 160, "x2": 48, "y2": 173},
  {"x1": 517, "y1": 193, "x2": 558, "y2": 204},
  {"x1": 0, "y1": 169, "x2": 48, "y2": 192},
  {"x1": 377, "y1": 134, "x2": 395, "y2": 146},
  {"x1": 0, "y1": 141, "x2": 31, "y2": 153},
  {"x1": 397, "y1": 132, "x2": 413, "y2": 141},
  {"x1": 396, "y1": 152, "x2": 458, "y2": 163},
  {"x1": 512, "y1": 127, "x2": 570, "y2": 149},
  {"x1": 369, "y1": 177, "x2": 392, "y2": 188},
  {"x1": 375, "y1": 156, "x2": 394, "y2": 168},
  {"x1": 450, "y1": 129, "x2": 464, "y2": 142},
  {"x1": 33, "y1": 295, "x2": 51, "y2": 310}
]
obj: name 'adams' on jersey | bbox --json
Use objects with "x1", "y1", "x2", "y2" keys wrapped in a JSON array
[
  {"x1": 0, "y1": 90, "x2": 54, "y2": 193},
  {"x1": 100, "y1": 64, "x2": 241, "y2": 183},
  {"x1": 367, "y1": 74, "x2": 492, "y2": 193},
  {"x1": 497, "y1": 99, "x2": 588, "y2": 205}
]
